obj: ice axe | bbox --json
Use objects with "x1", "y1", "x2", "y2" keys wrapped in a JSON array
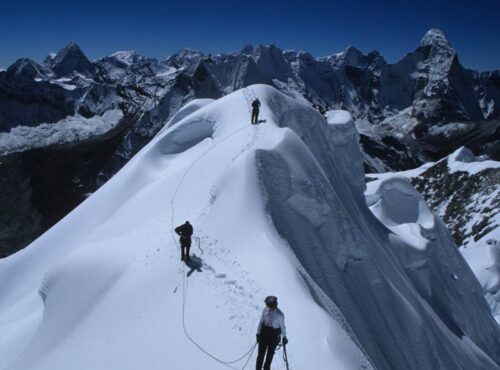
[{"x1": 283, "y1": 342, "x2": 290, "y2": 370}]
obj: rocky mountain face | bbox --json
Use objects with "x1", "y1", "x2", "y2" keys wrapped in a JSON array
[
  {"x1": 0, "y1": 29, "x2": 499, "y2": 256},
  {"x1": 411, "y1": 148, "x2": 499, "y2": 248},
  {"x1": 45, "y1": 42, "x2": 96, "y2": 77}
]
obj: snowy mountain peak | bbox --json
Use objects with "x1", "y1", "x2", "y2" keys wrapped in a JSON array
[
  {"x1": 6, "y1": 58, "x2": 46, "y2": 78},
  {"x1": 50, "y1": 42, "x2": 94, "y2": 77},
  {"x1": 240, "y1": 44, "x2": 254, "y2": 55},
  {"x1": 65, "y1": 41, "x2": 80, "y2": 50},
  {"x1": 342, "y1": 45, "x2": 365, "y2": 65},
  {"x1": 250, "y1": 44, "x2": 291, "y2": 81},
  {"x1": 253, "y1": 44, "x2": 282, "y2": 53},
  {"x1": 419, "y1": 29, "x2": 453, "y2": 51},
  {"x1": 168, "y1": 48, "x2": 203, "y2": 60},
  {"x1": 327, "y1": 45, "x2": 372, "y2": 68},
  {"x1": 166, "y1": 48, "x2": 204, "y2": 69},
  {"x1": 345, "y1": 45, "x2": 363, "y2": 55},
  {"x1": 252, "y1": 44, "x2": 285, "y2": 61},
  {"x1": 108, "y1": 50, "x2": 138, "y2": 66},
  {"x1": 54, "y1": 42, "x2": 87, "y2": 61}
]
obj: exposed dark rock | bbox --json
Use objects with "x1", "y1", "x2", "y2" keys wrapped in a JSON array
[
  {"x1": 50, "y1": 42, "x2": 95, "y2": 77},
  {"x1": 0, "y1": 73, "x2": 78, "y2": 131},
  {"x1": 411, "y1": 160, "x2": 500, "y2": 246},
  {"x1": 0, "y1": 112, "x2": 133, "y2": 257}
]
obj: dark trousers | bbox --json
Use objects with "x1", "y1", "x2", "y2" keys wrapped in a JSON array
[
  {"x1": 251, "y1": 108, "x2": 259, "y2": 124},
  {"x1": 180, "y1": 237, "x2": 191, "y2": 260},
  {"x1": 256, "y1": 327, "x2": 280, "y2": 370}
]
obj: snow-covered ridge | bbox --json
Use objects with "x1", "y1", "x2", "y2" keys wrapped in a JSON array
[
  {"x1": 448, "y1": 147, "x2": 500, "y2": 174},
  {"x1": 0, "y1": 109, "x2": 123, "y2": 155},
  {"x1": 419, "y1": 28, "x2": 454, "y2": 50},
  {"x1": 2, "y1": 86, "x2": 498, "y2": 370},
  {"x1": 108, "y1": 50, "x2": 138, "y2": 65}
]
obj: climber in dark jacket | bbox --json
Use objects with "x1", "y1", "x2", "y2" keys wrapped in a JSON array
[
  {"x1": 251, "y1": 98, "x2": 261, "y2": 124},
  {"x1": 175, "y1": 221, "x2": 193, "y2": 261}
]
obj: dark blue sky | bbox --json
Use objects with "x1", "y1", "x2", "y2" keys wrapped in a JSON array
[{"x1": 1, "y1": 0, "x2": 498, "y2": 71}]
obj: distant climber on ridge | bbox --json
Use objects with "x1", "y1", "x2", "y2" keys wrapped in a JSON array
[
  {"x1": 175, "y1": 221, "x2": 193, "y2": 261},
  {"x1": 256, "y1": 296, "x2": 288, "y2": 370},
  {"x1": 251, "y1": 98, "x2": 261, "y2": 124}
]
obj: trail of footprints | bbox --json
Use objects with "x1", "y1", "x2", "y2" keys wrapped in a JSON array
[{"x1": 189, "y1": 231, "x2": 262, "y2": 333}]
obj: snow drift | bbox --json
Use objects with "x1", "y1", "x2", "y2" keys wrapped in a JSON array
[{"x1": 0, "y1": 85, "x2": 499, "y2": 370}]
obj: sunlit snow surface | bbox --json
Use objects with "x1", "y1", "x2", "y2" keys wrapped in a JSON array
[{"x1": 0, "y1": 86, "x2": 499, "y2": 370}]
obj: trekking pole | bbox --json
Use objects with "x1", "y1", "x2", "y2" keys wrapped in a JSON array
[{"x1": 283, "y1": 343, "x2": 290, "y2": 370}]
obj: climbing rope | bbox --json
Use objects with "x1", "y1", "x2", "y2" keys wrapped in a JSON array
[
  {"x1": 193, "y1": 237, "x2": 204, "y2": 256},
  {"x1": 169, "y1": 87, "x2": 260, "y2": 369},
  {"x1": 182, "y1": 267, "x2": 257, "y2": 369}
]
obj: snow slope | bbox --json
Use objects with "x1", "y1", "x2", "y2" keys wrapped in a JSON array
[
  {"x1": 462, "y1": 236, "x2": 500, "y2": 323},
  {"x1": 0, "y1": 85, "x2": 499, "y2": 370}
]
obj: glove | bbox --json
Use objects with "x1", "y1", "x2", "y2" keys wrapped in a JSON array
[
  {"x1": 256, "y1": 334, "x2": 261, "y2": 344},
  {"x1": 282, "y1": 337, "x2": 288, "y2": 345}
]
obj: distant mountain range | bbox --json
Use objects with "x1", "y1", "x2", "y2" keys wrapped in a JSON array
[{"x1": 0, "y1": 28, "x2": 499, "y2": 256}]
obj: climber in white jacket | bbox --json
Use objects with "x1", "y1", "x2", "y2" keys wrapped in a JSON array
[{"x1": 255, "y1": 296, "x2": 288, "y2": 370}]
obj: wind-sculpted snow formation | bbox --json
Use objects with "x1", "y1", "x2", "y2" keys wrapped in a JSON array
[
  {"x1": 366, "y1": 147, "x2": 500, "y2": 326},
  {"x1": 0, "y1": 86, "x2": 499, "y2": 370}
]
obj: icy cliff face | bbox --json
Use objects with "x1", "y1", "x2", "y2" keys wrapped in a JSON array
[{"x1": 1, "y1": 86, "x2": 499, "y2": 370}]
